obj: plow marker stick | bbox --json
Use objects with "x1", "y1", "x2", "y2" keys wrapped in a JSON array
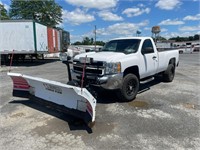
[{"x1": 7, "y1": 72, "x2": 96, "y2": 125}]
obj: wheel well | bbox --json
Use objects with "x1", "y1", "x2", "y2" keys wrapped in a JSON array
[
  {"x1": 123, "y1": 66, "x2": 140, "y2": 79},
  {"x1": 169, "y1": 58, "x2": 176, "y2": 66}
]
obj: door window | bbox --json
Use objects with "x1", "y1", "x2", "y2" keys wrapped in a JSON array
[{"x1": 141, "y1": 39, "x2": 154, "y2": 54}]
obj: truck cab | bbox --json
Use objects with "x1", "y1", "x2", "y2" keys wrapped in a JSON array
[{"x1": 71, "y1": 37, "x2": 179, "y2": 101}]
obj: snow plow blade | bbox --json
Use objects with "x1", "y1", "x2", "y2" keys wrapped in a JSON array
[{"x1": 7, "y1": 72, "x2": 96, "y2": 126}]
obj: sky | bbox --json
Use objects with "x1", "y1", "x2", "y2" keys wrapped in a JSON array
[{"x1": 1, "y1": 0, "x2": 200, "y2": 43}]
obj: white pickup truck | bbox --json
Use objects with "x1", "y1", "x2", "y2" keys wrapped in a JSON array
[
  {"x1": 71, "y1": 37, "x2": 179, "y2": 101},
  {"x1": 7, "y1": 37, "x2": 179, "y2": 125}
]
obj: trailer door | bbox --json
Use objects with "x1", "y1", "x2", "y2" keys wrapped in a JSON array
[
  {"x1": 0, "y1": 21, "x2": 35, "y2": 54},
  {"x1": 35, "y1": 23, "x2": 48, "y2": 52}
]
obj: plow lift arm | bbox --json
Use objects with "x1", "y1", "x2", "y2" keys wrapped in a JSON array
[{"x1": 7, "y1": 53, "x2": 96, "y2": 127}]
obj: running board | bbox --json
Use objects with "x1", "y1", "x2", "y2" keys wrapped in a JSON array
[
  {"x1": 140, "y1": 77, "x2": 154, "y2": 84},
  {"x1": 7, "y1": 72, "x2": 96, "y2": 127}
]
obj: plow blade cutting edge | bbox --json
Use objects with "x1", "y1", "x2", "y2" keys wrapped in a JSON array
[{"x1": 7, "y1": 72, "x2": 96, "y2": 126}]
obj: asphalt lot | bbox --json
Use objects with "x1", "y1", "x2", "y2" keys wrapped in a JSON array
[{"x1": 0, "y1": 53, "x2": 200, "y2": 150}]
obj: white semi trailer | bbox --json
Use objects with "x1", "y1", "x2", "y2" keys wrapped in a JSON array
[{"x1": 0, "y1": 20, "x2": 70, "y2": 62}]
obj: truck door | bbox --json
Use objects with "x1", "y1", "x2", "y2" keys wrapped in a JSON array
[{"x1": 140, "y1": 39, "x2": 158, "y2": 77}]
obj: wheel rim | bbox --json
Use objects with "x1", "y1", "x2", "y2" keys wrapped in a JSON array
[{"x1": 126, "y1": 79, "x2": 136, "y2": 96}]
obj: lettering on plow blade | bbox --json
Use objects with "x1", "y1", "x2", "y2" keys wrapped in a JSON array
[{"x1": 43, "y1": 83, "x2": 62, "y2": 94}]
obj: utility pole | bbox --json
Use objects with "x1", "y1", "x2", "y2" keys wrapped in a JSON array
[{"x1": 94, "y1": 25, "x2": 96, "y2": 51}]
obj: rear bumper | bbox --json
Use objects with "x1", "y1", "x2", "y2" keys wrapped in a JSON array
[{"x1": 71, "y1": 71, "x2": 123, "y2": 90}]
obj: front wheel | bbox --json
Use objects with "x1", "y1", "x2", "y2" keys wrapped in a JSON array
[{"x1": 117, "y1": 74, "x2": 139, "y2": 102}]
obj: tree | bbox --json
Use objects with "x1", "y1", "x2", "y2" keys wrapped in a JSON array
[
  {"x1": 82, "y1": 37, "x2": 92, "y2": 45},
  {"x1": 72, "y1": 37, "x2": 105, "y2": 46},
  {"x1": 194, "y1": 34, "x2": 200, "y2": 40},
  {"x1": 188, "y1": 36, "x2": 194, "y2": 41},
  {"x1": 96, "y1": 41, "x2": 105, "y2": 46},
  {"x1": 9, "y1": 0, "x2": 62, "y2": 27},
  {"x1": 73, "y1": 41, "x2": 82, "y2": 45},
  {"x1": 152, "y1": 36, "x2": 166, "y2": 41},
  {"x1": 0, "y1": 4, "x2": 9, "y2": 20},
  {"x1": 169, "y1": 36, "x2": 189, "y2": 42}
]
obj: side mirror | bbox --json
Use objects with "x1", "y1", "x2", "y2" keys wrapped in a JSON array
[
  {"x1": 142, "y1": 47, "x2": 154, "y2": 54},
  {"x1": 59, "y1": 52, "x2": 71, "y2": 62}
]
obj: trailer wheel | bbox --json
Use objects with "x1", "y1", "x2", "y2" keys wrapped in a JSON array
[
  {"x1": 117, "y1": 74, "x2": 139, "y2": 101},
  {"x1": 163, "y1": 64, "x2": 175, "y2": 82}
]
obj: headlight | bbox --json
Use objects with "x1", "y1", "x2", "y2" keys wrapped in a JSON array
[{"x1": 105, "y1": 62, "x2": 121, "y2": 74}]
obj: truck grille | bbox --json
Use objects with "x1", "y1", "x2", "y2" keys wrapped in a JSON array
[{"x1": 73, "y1": 61, "x2": 104, "y2": 76}]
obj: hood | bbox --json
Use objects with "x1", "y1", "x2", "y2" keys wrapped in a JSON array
[{"x1": 74, "y1": 52, "x2": 126, "y2": 62}]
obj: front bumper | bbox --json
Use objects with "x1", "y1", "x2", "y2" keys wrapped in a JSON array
[{"x1": 71, "y1": 71, "x2": 123, "y2": 90}]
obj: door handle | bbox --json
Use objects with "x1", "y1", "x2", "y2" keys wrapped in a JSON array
[{"x1": 152, "y1": 56, "x2": 157, "y2": 59}]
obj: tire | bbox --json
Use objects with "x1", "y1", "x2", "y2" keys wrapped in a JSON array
[
  {"x1": 117, "y1": 74, "x2": 139, "y2": 101},
  {"x1": 163, "y1": 64, "x2": 175, "y2": 82}
]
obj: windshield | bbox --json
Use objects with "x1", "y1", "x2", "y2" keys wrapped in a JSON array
[{"x1": 102, "y1": 39, "x2": 141, "y2": 54}]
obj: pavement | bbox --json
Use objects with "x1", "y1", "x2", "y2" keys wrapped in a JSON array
[{"x1": 0, "y1": 53, "x2": 200, "y2": 150}]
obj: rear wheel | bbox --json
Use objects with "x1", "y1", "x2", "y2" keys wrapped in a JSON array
[
  {"x1": 117, "y1": 74, "x2": 139, "y2": 101},
  {"x1": 163, "y1": 64, "x2": 175, "y2": 82}
]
